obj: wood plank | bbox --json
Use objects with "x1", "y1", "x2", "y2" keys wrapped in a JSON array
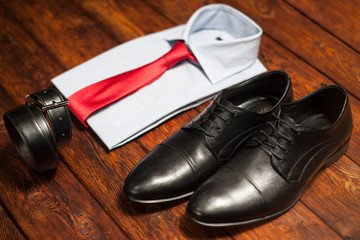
[
  {"x1": 0, "y1": 129, "x2": 129, "y2": 240},
  {"x1": 73, "y1": 0, "x2": 174, "y2": 36},
  {"x1": 226, "y1": 202, "x2": 341, "y2": 240},
  {"x1": 143, "y1": 0, "x2": 360, "y2": 167},
  {"x1": 146, "y1": 0, "x2": 360, "y2": 99},
  {"x1": 48, "y1": 1, "x2": 360, "y2": 238},
  {"x1": 2, "y1": 0, "x2": 358, "y2": 239},
  {"x1": 0, "y1": 3, "x2": 164, "y2": 240},
  {"x1": 0, "y1": 204, "x2": 26, "y2": 240},
  {"x1": 63, "y1": 121, "x2": 228, "y2": 239},
  {"x1": 249, "y1": 27, "x2": 360, "y2": 240},
  {"x1": 0, "y1": 98, "x2": 127, "y2": 239},
  {"x1": 90, "y1": 0, "x2": 359, "y2": 160},
  {"x1": 285, "y1": 0, "x2": 360, "y2": 52},
  {"x1": 0, "y1": 143, "x2": 128, "y2": 240},
  {"x1": 226, "y1": 0, "x2": 360, "y2": 98},
  {"x1": 258, "y1": 35, "x2": 360, "y2": 167},
  {"x1": 72, "y1": 0, "x2": 205, "y2": 150},
  {"x1": 35, "y1": 0, "x2": 360, "y2": 238},
  {"x1": 0, "y1": 1, "x2": 232, "y2": 239},
  {"x1": 0, "y1": 8, "x2": 130, "y2": 240},
  {"x1": 1, "y1": 0, "x2": 336, "y2": 239},
  {"x1": 75, "y1": 0, "x2": 360, "y2": 239},
  {"x1": 302, "y1": 157, "x2": 360, "y2": 239},
  {"x1": 141, "y1": 1, "x2": 360, "y2": 238},
  {"x1": 0, "y1": 0, "x2": 118, "y2": 70},
  {"x1": 143, "y1": 0, "x2": 360, "y2": 170}
]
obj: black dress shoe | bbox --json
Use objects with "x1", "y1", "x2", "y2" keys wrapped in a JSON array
[
  {"x1": 186, "y1": 85, "x2": 353, "y2": 226},
  {"x1": 124, "y1": 71, "x2": 293, "y2": 203}
]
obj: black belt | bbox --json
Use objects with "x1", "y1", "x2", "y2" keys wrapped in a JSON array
[{"x1": 3, "y1": 88, "x2": 72, "y2": 173}]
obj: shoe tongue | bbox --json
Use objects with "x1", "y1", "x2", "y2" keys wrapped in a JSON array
[
  {"x1": 267, "y1": 112, "x2": 297, "y2": 141},
  {"x1": 282, "y1": 114, "x2": 297, "y2": 126},
  {"x1": 277, "y1": 113, "x2": 302, "y2": 135},
  {"x1": 213, "y1": 92, "x2": 239, "y2": 112},
  {"x1": 219, "y1": 97, "x2": 236, "y2": 109},
  {"x1": 193, "y1": 93, "x2": 235, "y2": 126},
  {"x1": 212, "y1": 91, "x2": 235, "y2": 109},
  {"x1": 219, "y1": 95, "x2": 252, "y2": 113}
]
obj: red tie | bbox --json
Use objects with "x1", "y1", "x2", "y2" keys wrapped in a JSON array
[{"x1": 68, "y1": 41, "x2": 197, "y2": 126}]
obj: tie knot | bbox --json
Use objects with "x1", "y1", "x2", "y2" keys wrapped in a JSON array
[{"x1": 162, "y1": 41, "x2": 197, "y2": 69}]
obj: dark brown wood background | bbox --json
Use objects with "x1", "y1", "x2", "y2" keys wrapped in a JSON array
[{"x1": 0, "y1": 0, "x2": 359, "y2": 239}]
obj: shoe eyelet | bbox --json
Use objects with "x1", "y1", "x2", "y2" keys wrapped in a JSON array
[
  {"x1": 217, "y1": 127, "x2": 222, "y2": 132},
  {"x1": 233, "y1": 113, "x2": 238, "y2": 117},
  {"x1": 297, "y1": 132, "x2": 301, "y2": 136},
  {"x1": 291, "y1": 141, "x2": 295, "y2": 145},
  {"x1": 225, "y1": 121, "x2": 230, "y2": 125}
]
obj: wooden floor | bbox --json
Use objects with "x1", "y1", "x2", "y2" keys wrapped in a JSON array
[{"x1": 0, "y1": 0, "x2": 359, "y2": 239}]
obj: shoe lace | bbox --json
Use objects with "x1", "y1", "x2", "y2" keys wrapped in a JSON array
[
  {"x1": 191, "y1": 100, "x2": 237, "y2": 138},
  {"x1": 254, "y1": 113, "x2": 299, "y2": 160}
]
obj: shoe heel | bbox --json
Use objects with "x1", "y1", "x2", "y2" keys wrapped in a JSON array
[{"x1": 323, "y1": 138, "x2": 350, "y2": 169}]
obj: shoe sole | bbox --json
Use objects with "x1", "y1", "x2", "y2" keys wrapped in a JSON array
[
  {"x1": 127, "y1": 191, "x2": 194, "y2": 204},
  {"x1": 187, "y1": 138, "x2": 350, "y2": 227}
]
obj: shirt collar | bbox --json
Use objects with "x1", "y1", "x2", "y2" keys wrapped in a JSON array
[{"x1": 166, "y1": 4, "x2": 263, "y2": 84}]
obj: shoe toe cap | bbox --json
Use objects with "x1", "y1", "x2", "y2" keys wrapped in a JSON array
[
  {"x1": 124, "y1": 144, "x2": 196, "y2": 202},
  {"x1": 187, "y1": 167, "x2": 265, "y2": 226}
]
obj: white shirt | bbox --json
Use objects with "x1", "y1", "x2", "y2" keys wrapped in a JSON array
[{"x1": 52, "y1": 4, "x2": 266, "y2": 150}]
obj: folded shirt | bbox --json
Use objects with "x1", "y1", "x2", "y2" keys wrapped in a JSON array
[{"x1": 52, "y1": 4, "x2": 266, "y2": 150}]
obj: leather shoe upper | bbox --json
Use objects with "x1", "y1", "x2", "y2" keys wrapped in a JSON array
[
  {"x1": 187, "y1": 85, "x2": 353, "y2": 226},
  {"x1": 124, "y1": 70, "x2": 293, "y2": 203}
]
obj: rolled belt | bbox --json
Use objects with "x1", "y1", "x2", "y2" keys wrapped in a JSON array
[{"x1": 3, "y1": 88, "x2": 72, "y2": 173}]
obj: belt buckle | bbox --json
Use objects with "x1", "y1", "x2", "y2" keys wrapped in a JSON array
[{"x1": 26, "y1": 95, "x2": 69, "y2": 112}]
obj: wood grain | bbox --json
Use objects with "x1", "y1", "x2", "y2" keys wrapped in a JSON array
[
  {"x1": 0, "y1": 106, "x2": 127, "y2": 239},
  {"x1": 0, "y1": 5, "x2": 127, "y2": 240},
  {"x1": 226, "y1": 202, "x2": 342, "y2": 240},
  {"x1": 223, "y1": 12, "x2": 360, "y2": 240},
  {"x1": 0, "y1": 0, "x2": 231, "y2": 239},
  {"x1": 0, "y1": 0, "x2": 117, "y2": 70},
  {"x1": 221, "y1": 0, "x2": 360, "y2": 98},
  {"x1": 258, "y1": 36, "x2": 360, "y2": 166},
  {"x1": 285, "y1": 0, "x2": 360, "y2": 52},
  {"x1": 302, "y1": 158, "x2": 360, "y2": 239},
  {"x1": 74, "y1": 0, "x2": 358, "y2": 238},
  {"x1": 1, "y1": 0, "x2": 359, "y2": 239},
  {"x1": 73, "y1": 0, "x2": 174, "y2": 36},
  {"x1": 146, "y1": 0, "x2": 360, "y2": 99},
  {"x1": 0, "y1": 204, "x2": 25, "y2": 240},
  {"x1": 0, "y1": 143, "x2": 128, "y2": 240},
  {"x1": 142, "y1": 1, "x2": 360, "y2": 238}
]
